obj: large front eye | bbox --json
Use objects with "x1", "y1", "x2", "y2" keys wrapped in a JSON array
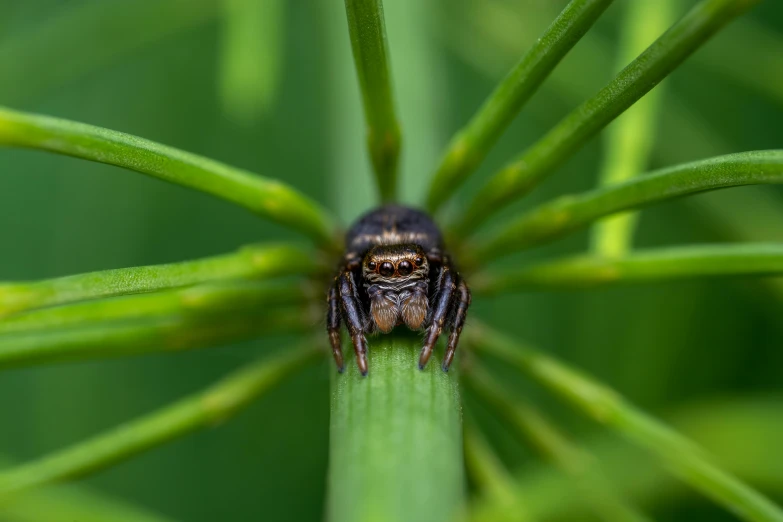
[
  {"x1": 367, "y1": 261, "x2": 377, "y2": 271},
  {"x1": 379, "y1": 262, "x2": 395, "y2": 277},
  {"x1": 398, "y1": 260, "x2": 413, "y2": 276}
]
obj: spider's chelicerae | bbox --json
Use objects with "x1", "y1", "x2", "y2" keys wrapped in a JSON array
[{"x1": 327, "y1": 204, "x2": 471, "y2": 376}]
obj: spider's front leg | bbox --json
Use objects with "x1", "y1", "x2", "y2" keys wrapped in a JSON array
[
  {"x1": 419, "y1": 263, "x2": 456, "y2": 370},
  {"x1": 443, "y1": 278, "x2": 470, "y2": 371},
  {"x1": 337, "y1": 269, "x2": 370, "y2": 376},
  {"x1": 326, "y1": 282, "x2": 345, "y2": 372}
]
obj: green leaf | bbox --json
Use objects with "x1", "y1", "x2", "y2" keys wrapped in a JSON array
[
  {"x1": 327, "y1": 335, "x2": 464, "y2": 522},
  {"x1": 590, "y1": 0, "x2": 675, "y2": 257},
  {"x1": 344, "y1": 0, "x2": 401, "y2": 202},
  {"x1": 473, "y1": 244, "x2": 783, "y2": 294},
  {"x1": 0, "y1": 107, "x2": 340, "y2": 248},
  {"x1": 0, "y1": 282, "x2": 314, "y2": 369},
  {"x1": 0, "y1": 344, "x2": 322, "y2": 500},
  {"x1": 451, "y1": 0, "x2": 760, "y2": 236},
  {"x1": 470, "y1": 151, "x2": 783, "y2": 262},
  {"x1": 425, "y1": 0, "x2": 615, "y2": 213},
  {"x1": 0, "y1": 243, "x2": 322, "y2": 317},
  {"x1": 467, "y1": 325, "x2": 783, "y2": 522}
]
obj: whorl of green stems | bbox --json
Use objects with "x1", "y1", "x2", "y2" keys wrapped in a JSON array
[
  {"x1": 467, "y1": 325, "x2": 783, "y2": 522},
  {"x1": 0, "y1": 243, "x2": 322, "y2": 317},
  {"x1": 0, "y1": 344, "x2": 322, "y2": 501},
  {"x1": 344, "y1": 0, "x2": 401, "y2": 202},
  {"x1": 0, "y1": 107, "x2": 340, "y2": 248},
  {"x1": 473, "y1": 244, "x2": 783, "y2": 294},
  {"x1": 425, "y1": 0, "x2": 615, "y2": 212},
  {"x1": 327, "y1": 334, "x2": 464, "y2": 522},
  {"x1": 470, "y1": 150, "x2": 783, "y2": 262},
  {"x1": 0, "y1": 282, "x2": 316, "y2": 369},
  {"x1": 590, "y1": 0, "x2": 674, "y2": 257},
  {"x1": 451, "y1": 0, "x2": 760, "y2": 236}
]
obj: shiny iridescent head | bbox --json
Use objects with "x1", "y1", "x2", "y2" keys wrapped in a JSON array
[{"x1": 362, "y1": 244, "x2": 430, "y2": 333}]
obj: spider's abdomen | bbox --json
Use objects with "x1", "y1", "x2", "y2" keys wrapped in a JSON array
[{"x1": 345, "y1": 204, "x2": 442, "y2": 256}]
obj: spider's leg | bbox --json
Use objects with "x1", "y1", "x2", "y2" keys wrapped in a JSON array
[
  {"x1": 442, "y1": 277, "x2": 470, "y2": 372},
  {"x1": 327, "y1": 280, "x2": 345, "y2": 372},
  {"x1": 339, "y1": 270, "x2": 370, "y2": 376},
  {"x1": 419, "y1": 264, "x2": 456, "y2": 370}
]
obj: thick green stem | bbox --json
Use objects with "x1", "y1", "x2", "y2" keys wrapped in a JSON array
[
  {"x1": 0, "y1": 344, "x2": 322, "y2": 501},
  {"x1": 590, "y1": 0, "x2": 674, "y2": 257},
  {"x1": 451, "y1": 0, "x2": 760, "y2": 236},
  {"x1": 426, "y1": 0, "x2": 614, "y2": 212},
  {"x1": 0, "y1": 282, "x2": 315, "y2": 369},
  {"x1": 0, "y1": 107, "x2": 340, "y2": 248},
  {"x1": 467, "y1": 325, "x2": 783, "y2": 522},
  {"x1": 473, "y1": 244, "x2": 783, "y2": 294},
  {"x1": 0, "y1": 243, "x2": 322, "y2": 317},
  {"x1": 469, "y1": 151, "x2": 783, "y2": 262},
  {"x1": 344, "y1": 0, "x2": 401, "y2": 202},
  {"x1": 327, "y1": 335, "x2": 464, "y2": 522}
]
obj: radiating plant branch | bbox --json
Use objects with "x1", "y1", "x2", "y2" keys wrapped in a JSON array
[
  {"x1": 0, "y1": 343, "x2": 323, "y2": 502},
  {"x1": 328, "y1": 335, "x2": 464, "y2": 522},
  {"x1": 467, "y1": 324, "x2": 783, "y2": 522},
  {"x1": 468, "y1": 150, "x2": 783, "y2": 263},
  {"x1": 426, "y1": 0, "x2": 615, "y2": 212},
  {"x1": 473, "y1": 244, "x2": 783, "y2": 294},
  {"x1": 451, "y1": 0, "x2": 760, "y2": 236},
  {"x1": 590, "y1": 0, "x2": 674, "y2": 257},
  {"x1": 0, "y1": 107, "x2": 339, "y2": 248},
  {"x1": 0, "y1": 243, "x2": 323, "y2": 317},
  {"x1": 344, "y1": 0, "x2": 401, "y2": 202},
  {"x1": 0, "y1": 281, "x2": 316, "y2": 369}
]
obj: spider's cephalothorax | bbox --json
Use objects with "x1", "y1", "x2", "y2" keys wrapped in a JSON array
[{"x1": 327, "y1": 204, "x2": 471, "y2": 375}]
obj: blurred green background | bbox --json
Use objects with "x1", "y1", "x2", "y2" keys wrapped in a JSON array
[{"x1": 0, "y1": 0, "x2": 782, "y2": 520}]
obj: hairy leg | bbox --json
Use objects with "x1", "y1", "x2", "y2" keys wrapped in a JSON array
[
  {"x1": 419, "y1": 265, "x2": 456, "y2": 370},
  {"x1": 326, "y1": 281, "x2": 344, "y2": 372},
  {"x1": 443, "y1": 278, "x2": 470, "y2": 372},
  {"x1": 339, "y1": 270, "x2": 370, "y2": 376}
]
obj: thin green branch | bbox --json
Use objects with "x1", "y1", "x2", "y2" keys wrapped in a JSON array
[
  {"x1": 0, "y1": 281, "x2": 316, "y2": 369},
  {"x1": 0, "y1": 107, "x2": 340, "y2": 248},
  {"x1": 473, "y1": 244, "x2": 783, "y2": 294},
  {"x1": 451, "y1": 0, "x2": 760, "y2": 236},
  {"x1": 344, "y1": 0, "x2": 401, "y2": 202},
  {"x1": 219, "y1": 0, "x2": 284, "y2": 123},
  {"x1": 466, "y1": 324, "x2": 783, "y2": 522},
  {"x1": 327, "y1": 334, "x2": 464, "y2": 522},
  {"x1": 0, "y1": 243, "x2": 322, "y2": 317},
  {"x1": 0, "y1": 343, "x2": 322, "y2": 501},
  {"x1": 590, "y1": 0, "x2": 675, "y2": 257},
  {"x1": 470, "y1": 151, "x2": 783, "y2": 262},
  {"x1": 466, "y1": 363, "x2": 653, "y2": 522},
  {"x1": 425, "y1": 0, "x2": 615, "y2": 212}
]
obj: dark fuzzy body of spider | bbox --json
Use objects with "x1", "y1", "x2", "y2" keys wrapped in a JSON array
[{"x1": 327, "y1": 204, "x2": 471, "y2": 376}]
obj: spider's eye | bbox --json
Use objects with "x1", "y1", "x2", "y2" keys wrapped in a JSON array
[
  {"x1": 367, "y1": 261, "x2": 377, "y2": 271},
  {"x1": 398, "y1": 260, "x2": 413, "y2": 276},
  {"x1": 414, "y1": 256, "x2": 425, "y2": 266},
  {"x1": 379, "y1": 262, "x2": 395, "y2": 277}
]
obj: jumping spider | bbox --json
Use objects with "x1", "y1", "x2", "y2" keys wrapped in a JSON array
[{"x1": 327, "y1": 204, "x2": 471, "y2": 375}]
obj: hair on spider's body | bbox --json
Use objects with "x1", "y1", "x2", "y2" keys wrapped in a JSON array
[{"x1": 327, "y1": 204, "x2": 471, "y2": 376}]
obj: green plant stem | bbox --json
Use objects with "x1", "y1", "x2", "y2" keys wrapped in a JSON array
[
  {"x1": 0, "y1": 243, "x2": 322, "y2": 317},
  {"x1": 470, "y1": 150, "x2": 783, "y2": 262},
  {"x1": 466, "y1": 363, "x2": 653, "y2": 522},
  {"x1": 590, "y1": 0, "x2": 674, "y2": 257},
  {"x1": 425, "y1": 0, "x2": 614, "y2": 212},
  {"x1": 0, "y1": 107, "x2": 340, "y2": 248},
  {"x1": 466, "y1": 324, "x2": 783, "y2": 522},
  {"x1": 0, "y1": 280, "x2": 307, "y2": 335},
  {"x1": 344, "y1": 0, "x2": 401, "y2": 202},
  {"x1": 219, "y1": 0, "x2": 284, "y2": 122},
  {"x1": 451, "y1": 0, "x2": 760, "y2": 236},
  {"x1": 0, "y1": 283, "x2": 316, "y2": 369},
  {"x1": 0, "y1": 343, "x2": 322, "y2": 501},
  {"x1": 473, "y1": 244, "x2": 783, "y2": 294},
  {"x1": 327, "y1": 334, "x2": 464, "y2": 522}
]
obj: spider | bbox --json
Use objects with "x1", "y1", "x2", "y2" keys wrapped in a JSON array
[{"x1": 327, "y1": 204, "x2": 471, "y2": 376}]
